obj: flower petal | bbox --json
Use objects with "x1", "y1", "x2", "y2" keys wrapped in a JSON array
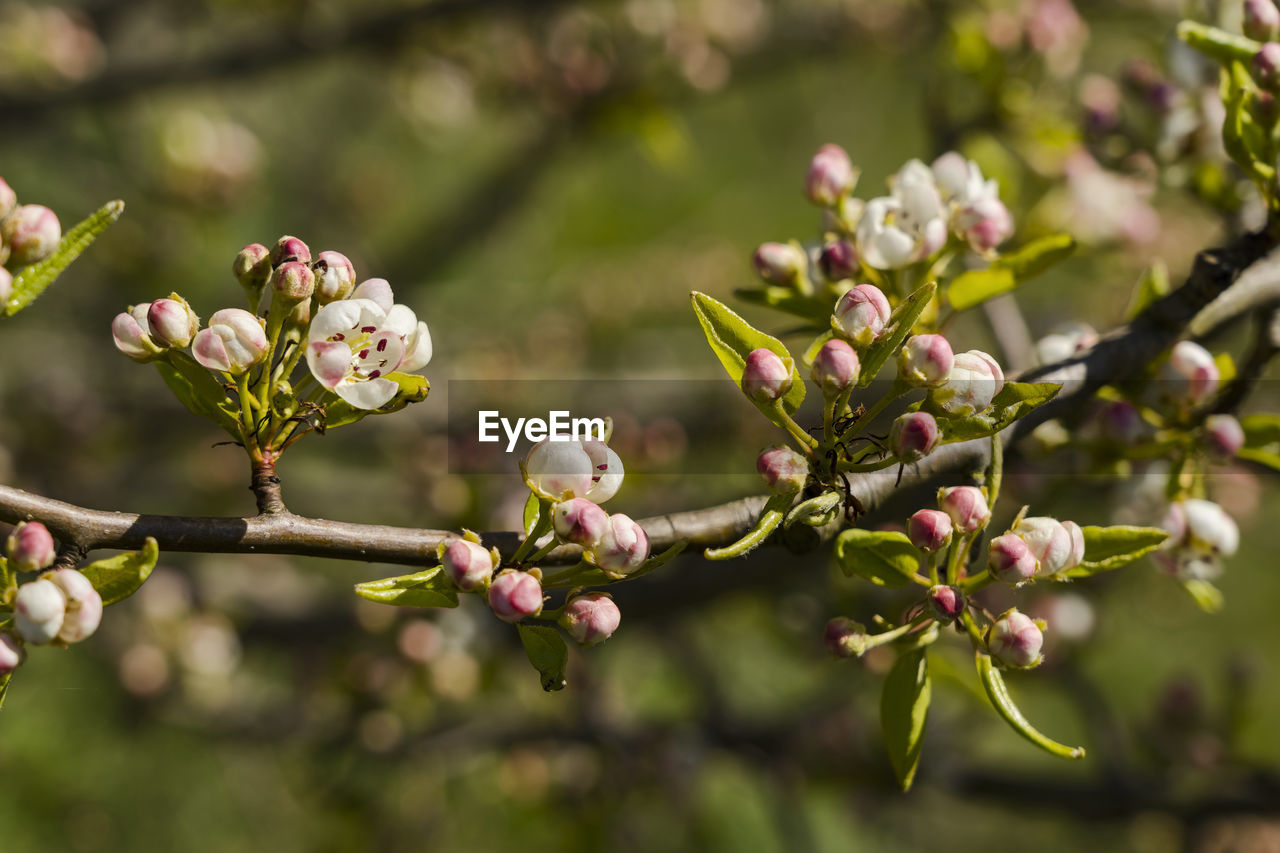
[
  {"x1": 383, "y1": 304, "x2": 418, "y2": 339},
  {"x1": 334, "y1": 376, "x2": 398, "y2": 410},
  {"x1": 309, "y1": 300, "x2": 363, "y2": 343},
  {"x1": 307, "y1": 341, "x2": 352, "y2": 388},
  {"x1": 192, "y1": 328, "x2": 231, "y2": 372},
  {"x1": 400, "y1": 321, "x2": 433, "y2": 372},
  {"x1": 352, "y1": 278, "x2": 394, "y2": 312}
]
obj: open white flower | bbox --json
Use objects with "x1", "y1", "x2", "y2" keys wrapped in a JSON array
[
  {"x1": 856, "y1": 161, "x2": 948, "y2": 270},
  {"x1": 525, "y1": 437, "x2": 624, "y2": 502},
  {"x1": 306, "y1": 284, "x2": 432, "y2": 410}
]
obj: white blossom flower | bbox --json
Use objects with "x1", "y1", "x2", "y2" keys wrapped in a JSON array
[{"x1": 525, "y1": 437, "x2": 624, "y2": 503}]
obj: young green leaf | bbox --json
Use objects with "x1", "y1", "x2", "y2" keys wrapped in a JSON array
[
  {"x1": 154, "y1": 354, "x2": 240, "y2": 436},
  {"x1": 354, "y1": 566, "x2": 460, "y2": 609},
  {"x1": 79, "y1": 537, "x2": 160, "y2": 606},
  {"x1": 881, "y1": 647, "x2": 931, "y2": 791},
  {"x1": 705, "y1": 493, "x2": 793, "y2": 560},
  {"x1": 691, "y1": 291, "x2": 806, "y2": 428},
  {"x1": 947, "y1": 235, "x2": 1075, "y2": 311},
  {"x1": 1182, "y1": 578, "x2": 1224, "y2": 613},
  {"x1": 522, "y1": 492, "x2": 542, "y2": 536},
  {"x1": 5, "y1": 200, "x2": 125, "y2": 317},
  {"x1": 1126, "y1": 261, "x2": 1170, "y2": 319},
  {"x1": 1177, "y1": 21, "x2": 1260, "y2": 67},
  {"x1": 1062, "y1": 525, "x2": 1169, "y2": 577},
  {"x1": 518, "y1": 623, "x2": 568, "y2": 691},
  {"x1": 976, "y1": 651, "x2": 1085, "y2": 759},
  {"x1": 931, "y1": 381, "x2": 1061, "y2": 444},
  {"x1": 734, "y1": 287, "x2": 833, "y2": 324},
  {"x1": 0, "y1": 672, "x2": 10, "y2": 711},
  {"x1": 857, "y1": 281, "x2": 936, "y2": 387},
  {"x1": 834, "y1": 528, "x2": 921, "y2": 587}
]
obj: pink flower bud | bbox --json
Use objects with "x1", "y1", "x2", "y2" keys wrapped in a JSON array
[
  {"x1": 1, "y1": 204, "x2": 61, "y2": 266},
  {"x1": 192, "y1": 308, "x2": 269, "y2": 374},
  {"x1": 47, "y1": 568, "x2": 102, "y2": 644},
  {"x1": 1162, "y1": 340, "x2": 1218, "y2": 404},
  {"x1": 988, "y1": 533, "x2": 1038, "y2": 585},
  {"x1": 1061, "y1": 520, "x2": 1086, "y2": 570},
  {"x1": 752, "y1": 242, "x2": 807, "y2": 286},
  {"x1": 832, "y1": 284, "x2": 891, "y2": 348},
  {"x1": 147, "y1": 297, "x2": 200, "y2": 348},
  {"x1": 1255, "y1": 42, "x2": 1280, "y2": 91},
  {"x1": 594, "y1": 513, "x2": 650, "y2": 575},
  {"x1": 1013, "y1": 516, "x2": 1074, "y2": 576},
  {"x1": 805, "y1": 143, "x2": 856, "y2": 206},
  {"x1": 272, "y1": 260, "x2": 315, "y2": 303},
  {"x1": 741, "y1": 348, "x2": 793, "y2": 403},
  {"x1": 0, "y1": 178, "x2": 16, "y2": 219},
  {"x1": 559, "y1": 592, "x2": 621, "y2": 646},
  {"x1": 957, "y1": 197, "x2": 1014, "y2": 252},
  {"x1": 810, "y1": 338, "x2": 860, "y2": 393},
  {"x1": 552, "y1": 498, "x2": 610, "y2": 547},
  {"x1": 938, "y1": 486, "x2": 990, "y2": 533},
  {"x1": 756, "y1": 445, "x2": 809, "y2": 494},
  {"x1": 988, "y1": 609, "x2": 1044, "y2": 669},
  {"x1": 487, "y1": 569, "x2": 543, "y2": 623},
  {"x1": 441, "y1": 539, "x2": 496, "y2": 591},
  {"x1": 313, "y1": 250, "x2": 356, "y2": 303},
  {"x1": 898, "y1": 334, "x2": 954, "y2": 386},
  {"x1": 111, "y1": 304, "x2": 155, "y2": 361},
  {"x1": 270, "y1": 235, "x2": 311, "y2": 266},
  {"x1": 1163, "y1": 499, "x2": 1238, "y2": 556},
  {"x1": 232, "y1": 243, "x2": 272, "y2": 291},
  {"x1": 818, "y1": 239, "x2": 858, "y2": 282},
  {"x1": 931, "y1": 349, "x2": 1004, "y2": 416},
  {"x1": 0, "y1": 267, "x2": 11, "y2": 306},
  {"x1": 824, "y1": 616, "x2": 865, "y2": 658},
  {"x1": 14, "y1": 578, "x2": 65, "y2": 645},
  {"x1": 908, "y1": 508, "x2": 952, "y2": 552},
  {"x1": 890, "y1": 412, "x2": 939, "y2": 462},
  {"x1": 1202, "y1": 413, "x2": 1245, "y2": 458},
  {"x1": 927, "y1": 585, "x2": 964, "y2": 622},
  {"x1": 1245, "y1": 0, "x2": 1280, "y2": 41},
  {"x1": 7, "y1": 521, "x2": 56, "y2": 572},
  {"x1": 1100, "y1": 400, "x2": 1147, "y2": 444},
  {"x1": 0, "y1": 632, "x2": 23, "y2": 675}
]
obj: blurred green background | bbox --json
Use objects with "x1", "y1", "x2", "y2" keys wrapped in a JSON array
[{"x1": 1, "y1": 0, "x2": 1279, "y2": 850}]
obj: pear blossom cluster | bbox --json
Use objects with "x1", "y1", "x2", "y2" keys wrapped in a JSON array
[
  {"x1": 0, "y1": 176, "x2": 63, "y2": 307},
  {"x1": 1, "y1": 522, "x2": 103, "y2": 680}
]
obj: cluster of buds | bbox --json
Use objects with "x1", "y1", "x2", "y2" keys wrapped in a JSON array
[
  {"x1": 2, "y1": 522, "x2": 103, "y2": 678},
  {"x1": 113, "y1": 235, "x2": 432, "y2": 412},
  {"x1": 0, "y1": 177, "x2": 63, "y2": 305},
  {"x1": 987, "y1": 516, "x2": 1086, "y2": 585}
]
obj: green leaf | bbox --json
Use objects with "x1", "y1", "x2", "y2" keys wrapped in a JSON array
[
  {"x1": 5, "y1": 200, "x2": 125, "y2": 316},
  {"x1": 932, "y1": 381, "x2": 1061, "y2": 443},
  {"x1": 1177, "y1": 21, "x2": 1260, "y2": 67},
  {"x1": 881, "y1": 647, "x2": 931, "y2": 791},
  {"x1": 1239, "y1": 414, "x2": 1280, "y2": 471},
  {"x1": 857, "y1": 281, "x2": 936, "y2": 387},
  {"x1": 567, "y1": 541, "x2": 688, "y2": 587},
  {"x1": 523, "y1": 492, "x2": 541, "y2": 536},
  {"x1": 976, "y1": 651, "x2": 1085, "y2": 759},
  {"x1": 1063, "y1": 525, "x2": 1169, "y2": 577},
  {"x1": 323, "y1": 372, "x2": 431, "y2": 430},
  {"x1": 1182, "y1": 578, "x2": 1224, "y2": 613},
  {"x1": 734, "y1": 287, "x2": 832, "y2": 324},
  {"x1": 705, "y1": 493, "x2": 792, "y2": 560},
  {"x1": 786, "y1": 490, "x2": 842, "y2": 528},
  {"x1": 691, "y1": 291, "x2": 806, "y2": 429},
  {"x1": 834, "y1": 528, "x2": 920, "y2": 587},
  {"x1": 517, "y1": 623, "x2": 568, "y2": 692},
  {"x1": 0, "y1": 672, "x2": 10, "y2": 711},
  {"x1": 354, "y1": 566, "x2": 459, "y2": 609},
  {"x1": 154, "y1": 355, "x2": 239, "y2": 435},
  {"x1": 79, "y1": 538, "x2": 159, "y2": 606},
  {"x1": 1126, "y1": 261, "x2": 1170, "y2": 319},
  {"x1": 947, "y1": 235, "x2": 1075, "y2": 311},
  {"x1": 801, "y1": 330, "x2": 836, "y2": 367}
]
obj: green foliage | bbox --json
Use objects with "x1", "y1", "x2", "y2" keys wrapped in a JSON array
[
  {"x1": 518, "y1": 623, "x2": 568, "y2": 692},
  {"x1": 975, "y1": 651, "x2": 1085, "y2": 760},
  {"x1": 834, "y1": 528, "x2": 920, "y2": 587},
  {"x1": 930, "y1": 381, "x2": 1061, "y2": 443},
  {"x1": 154, "y1": 357, "x2": 239, "y2": 435},
  {"x1": 353, "y1": 566, "x2": 460, "y2": 609},
  {"x1": 1064, "y1": 525, "x2": 1169, "y2": 577},
  {"x1": 857, "y1": 281, "x2": 936, "y2": 387},
  {"x1": 1239, "y1": 414, "x2": 1280, "y2": 470},
  {"x1": 881, "y1": 647, "x2": 931, "y2": 791},
  {"x1": 946, "y1": 234, "x2": 1076, "y2": 311},
  {"x1": 79, "y1": 538, "x2": 159, "y2": 606},
  {"x1": 4, "y1": 200, "x2": 125, "y2": 317},
  {"x1": 705, "y1": 493, "x2": 793, "y2": 560}
]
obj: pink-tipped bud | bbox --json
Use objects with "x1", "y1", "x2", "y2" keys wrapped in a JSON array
[
  {"x1": 927, "y1": 585, "x2": 965, "y2": 622},
  {"x1": 0, "y1": 632, "x2": 23, "y2": 675},
  {"x1": 1013, "y1": 516, "x2": 1074, "y2": 576},
  {"x1": 441, "y1": 538, "x2": 496, "y2": 591},
  {"x1": 47, "y1": 568, "x2": 103, "y2": 644},
  {"x1": 1162, "y1": 340, "x2": 1219, "y2": 405},
  {"x1": 890, "y1": 412, "x2": 939, "y2": 462},
  {"x1": 1246, "y1": 0, "x2": 1280, "y2": 41},
  {"x1": 824, "y1": 617, "x2": 866, "y2": 658},
  {"x1": 818, "y1": 239, "x2": 858, "y2": 282},
  {"x1": 270, "y1": 235, "x2": 311, "y2": 267},
  {"x1": 1202, "y1": 413, "x2": 1245, "y2": 458},
  {"x1": 559, "y1": 592, "x2": 621, "y2": 647},
  {"x1": 14, "y1": 578, "x2": 65, "y2": 645},
  {"x1": 832, "y1": 284, "x2": 891, "y2": 348},
  {"x1": 741, "y1": 348, "x2": 793, "y2": 403},
  {"x1": 907, "y1": 509, "x2": 953, "y2": 552},
  {"x1": 486, "y1": 569, "x2": 543, "y2": 623},
  {"x1": 7, "y1": 521, "x2": 56, "y2": 572},
  {"x1": 1256, "y1": 42, "x2": 1280, "y2": 90},
  {"x1": 594, "y1": 513, "x2": 650, "y2": 575},
  {"x1": 1101, "y1": 400, "x2": 1146, "y2": 444},
  {"x1": 752, "y1": 242, "x2": 807, "y2": 286},
  {"x1": 111, "y1": 304, "x2": 155, "y2": 361},
  {"x1": 938, "y1": 486, "x2": 990, "y2": 533},
  {"x1": 988, "y1": 534, "x2": 1038, "y2": 585},
  {"x1": 192, "y1": 308, "x2": 269, "y2": 374},
  {"x1": 988, "y1": 609, "x2": 1044, "y2": 669},
  {"x1": 272, "y1": 261, "x2": 315, "y2": 303},
  {"x1": 0, "y1": 178, "x2": 16, "y2": 219},
  {"x1": 552, "y1": 498, "x2": 610, "y2": 547},
  {"x1": 313, "y1": 250, "x2": 356, "y2": 304},
  {"x1": 2, "y1": 204, "x2": 61, "y2": 266},
  {"x1": 958, "y1": 197, "x2": 1014, "y2": 253},
  {"x1": 898, "y1": 334, "x2": 954, "y2": 386},
  {"x1": 0, "y1": 267, "x2": 11, "y2": 306},
  {"x1": 810, "y1": 338, "x2": 860, "y2": 393},
  {"x1": 1061, "y1": 520, "x2": 1086, "y2": 571},
  {"x1": 932, "y1": 349, "x2": 1005, "y2": 416},
  {"x1": 232, "y1": 243, "x2": 272, "y2": 291},
  {"x1": 805, "y1": 143, "x2": 856, "y2": 206},
  {"x1": 147, "y1": 297, "x2": 200, "y2": 348},
  {"x1": 756, "y1": 445, "x2": 809, "y2": 494}
]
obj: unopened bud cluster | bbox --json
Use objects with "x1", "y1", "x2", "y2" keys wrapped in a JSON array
[{"x1": 0, "y1": 177, "x2": 63, "y2": 306}]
